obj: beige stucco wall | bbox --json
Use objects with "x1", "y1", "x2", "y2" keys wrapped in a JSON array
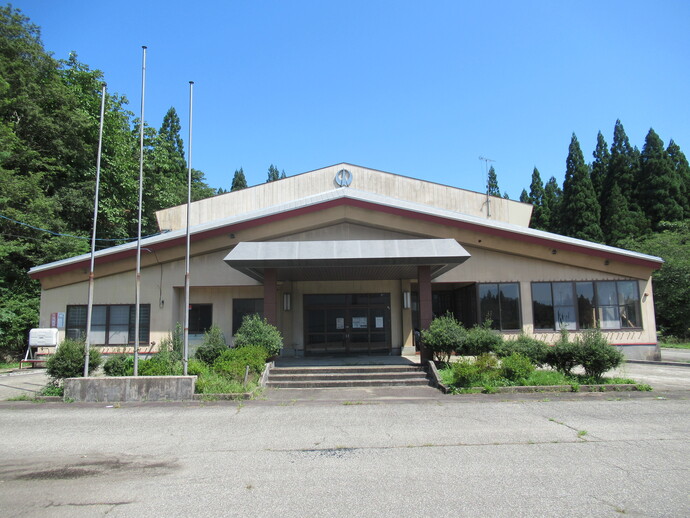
[{"x1": 155, "y1": 164, "x2": 533, "y2": 230}]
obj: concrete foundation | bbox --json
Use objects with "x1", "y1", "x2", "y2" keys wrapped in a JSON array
[{"x1": 64, "y1": 376, "x2": 196, "y2": 402}]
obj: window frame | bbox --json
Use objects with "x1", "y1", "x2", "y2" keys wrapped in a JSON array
[
  {"x1": 188, "y1": 304, "x2": 213, "y2": 335},
  {"x1": 477, "y1": 282, "x2": 522, "y2": 332},
  {"x1": 530, "y1": 280, "x2": 642, "y2": 332},
  {"x1": 66, "y1": 304, "x2": 151, "y2": 345}
]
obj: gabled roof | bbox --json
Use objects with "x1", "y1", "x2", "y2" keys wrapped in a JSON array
[{"x1": 29, "y1": 186, "x2": 663, "y2": 279}]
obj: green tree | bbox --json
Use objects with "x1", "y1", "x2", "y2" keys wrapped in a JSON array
[
  {"x1": 602, "y1": 181, "x2": 638, "y2": 246},
  {"x1": 666, "y1": 139, "x2": 690, "y2": 217},
  {"x1": 527, "y1": 167, "x2": 549, "y2": 230},
  {"x1": 561, "y1": 134, "x2": 603, "y2": 242},
  {"x1": 231, "y1": 167, "x2": 248, "y2": 191},
  {"x1": 620, "y1": 221, "x2": 690, "y2": 339},
  {"x1": 543, "y1": 176, "x2": 562, "y2": 233},
  {"x1": 519, "y1": 189, "x2": 529, "y2": 203},
  {"x1": 591, "y1": 131, "x2": 609, "y2": 207},
  {"x1": 266, "y1": 164, "x2": 280, "y2": 182},
  {"x1": 638, "y1": 129, "x2": 683, "y2": 230},
  {"x1": 486, "y1": 166, "x2": 501, "y2": 197}
]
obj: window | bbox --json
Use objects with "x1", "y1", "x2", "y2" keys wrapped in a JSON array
[
  {"x1": 188, "y1": 304, "x2": 212, "y2": 334},
  {"x1": 478, "y1": 283, "x2": 521, "y2": 331},
  {"x1": 232, "y1": 298, "x2": 263, "y2": 335},
  {"x1": 66, "y1": 304, "x2": 150, "y2": 345},
  {"x1": 531, "y1": 280, "x2": 641, "y2": 331}
]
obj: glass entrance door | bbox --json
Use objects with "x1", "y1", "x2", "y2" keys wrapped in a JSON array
[{"x1": 304, "y1": 294, "x2": 391, "y2": 355}]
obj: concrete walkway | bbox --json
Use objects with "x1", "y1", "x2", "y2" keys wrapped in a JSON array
[{"x1": 660, "y1": 347, "x2": 690, "y2": 363}]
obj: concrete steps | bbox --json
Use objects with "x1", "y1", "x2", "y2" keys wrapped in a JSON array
[{"x1": 266, "y1": 364, "x2": 430, "y2": 389}]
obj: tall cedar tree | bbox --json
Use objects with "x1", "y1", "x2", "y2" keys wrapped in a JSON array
[
  {"x1": 602, "y1": 120, "x2": 644, "y2": 228},
  {"x1": 231, "y1": 168, "x2": 248, "y2": 191},
  {"x1": 542, "y1": 176, "x2": 561, "y2": 233},
  {"x1": 561, "y1": 134, "x2": 603, "y2": 242},
  {"x1": 266, "y1": 164, "x2": 280, "y2": 182},
  {"x1": 519, "y1": 189, "x2": 529, "y2": 203},
  {"x1": 591, "y1": 131, "x2": 609, "y2": 208},
  {"x1": 638, "y1": 129, "x2": 683, "y2": 230},
  {"x1": 666, "y1": 139, "x2": 690, "y2": 217},
  {"x1": 486, "y1": 166, "x2": 501, "y2": 197},
  {"x1": 527, "y1": 167, "x2": 548, "y2": 230},
  {"x1": 602, "y1": 181, "x2": 637, "y2": 246}
]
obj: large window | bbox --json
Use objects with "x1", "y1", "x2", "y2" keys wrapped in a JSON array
[
  {"x1": 188, "y1": 304, "x2": 212, "y2": 334},
  {"x1": 66, "y1": 304, "x2": 150, "y2": 345},
  {"x1": 478, "y1": 283, "x2": 521, "y2": 331},
  {"x1": 232, "y1": 298, "x2": 263, "y2": 335},
  {"x1": 531, "y1": 280, "x2": 641, "y2": 331}
]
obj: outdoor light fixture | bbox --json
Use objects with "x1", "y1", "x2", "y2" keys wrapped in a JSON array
[
  {"x1": 403, "y1": 291, "x2": 411, "y2": 309},
  {"x1": 283, "y1": 292, "x2": 291, "y2": 311}
]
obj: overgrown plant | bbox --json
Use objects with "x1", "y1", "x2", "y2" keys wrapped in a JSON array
[
  {"x1": 497, "y1": 334, "x2": 550, "y2": 367},
  {"x1": 464, "y1": 321, "x2": 504, "y2": 356},
  {"x1": 213, "y1": 345, "x2": 268, "y2": 381},
  {"x1": 574, "y1": 328, "x2": 624, "y2": 380},
  {"x1": 103, "y1": 355, "x2": 134, "y2": 376},
  {"x1": 233, "y1": 315, "x2": 283, "y2": 357},
  {"x1": 420, "y1": 313, "x2": 467, "y2": 363},
  {"x1": 194, "y1": 324, "x2": 228, "y2": 365},
  {"x1": 545, "y1": 329, "x2": 579, "y2": 375},
  {"x1": 46, "y1": 339, "x2": 101, "y2": 381}
]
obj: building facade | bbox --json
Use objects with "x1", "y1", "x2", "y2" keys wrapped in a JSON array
[{"x1": 29, "y1": 163, "x2": 663, "y2": 360}]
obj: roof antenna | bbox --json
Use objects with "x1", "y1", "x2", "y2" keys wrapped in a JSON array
[{"x1": 479, "y1": 156, "x2": 495, "y2": 218}]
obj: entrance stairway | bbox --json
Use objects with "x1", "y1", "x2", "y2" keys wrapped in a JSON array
[{"x1": 266, "y1": 364, "x2": 431, "y2": 389}]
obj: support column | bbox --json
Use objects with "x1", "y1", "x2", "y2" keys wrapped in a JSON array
[
  {"x1": 418, "y1": 265, "x2": 433, "y2": 363},
  {"x1": 264, "y1": 268, "x2": 278, "y2": 327}
]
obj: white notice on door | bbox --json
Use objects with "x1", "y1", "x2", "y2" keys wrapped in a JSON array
[
  {"x1": 352, "y1": 317, "x2": 367, "y2": 329},
  {"x1": 375, "y1": 316, "x2": 384, "y2": 328},
  {"x1": 336, "y1": 318, "x2": 345, "y2": 330}
]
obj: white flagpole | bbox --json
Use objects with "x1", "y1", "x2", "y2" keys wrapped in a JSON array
[
  {"x1": 134, "y1": 46, "x2": 147, "y2": 376},
  {"x1": 183, "y1": 81, "x2": 194, "y2": 376},
  {"x1": 84, "y1": 83, "x2": 107, "y2": 377}
]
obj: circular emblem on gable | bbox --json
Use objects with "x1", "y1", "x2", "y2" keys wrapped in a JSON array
[{"x1": 335, "y1": 168, "x2": 353, "y2": 187}]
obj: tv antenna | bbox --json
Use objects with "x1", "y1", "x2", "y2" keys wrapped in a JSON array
[{"x1": 479, "y1": 156, "x2": 495, "y2": 218}]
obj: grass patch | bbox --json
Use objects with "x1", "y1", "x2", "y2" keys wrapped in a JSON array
[
  {"x1": 195, "y1": 371, "x2": 257, "y2": 394},
  {"x1": 439, "y1": 361, "x2": 647, "y2": 393},
  {"x1": 659, "y1": 342, "x2": 690, "y2": 350},
  {"x1": 6, "y1": 393, "x2": 34, "y2": 401},
  {"x1": 0, "y1": 361, "x2": 20, "y2": 370}
]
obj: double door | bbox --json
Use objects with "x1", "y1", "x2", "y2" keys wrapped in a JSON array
[{"x1": 304, "y1": 294, "x2": 391, "y2": 355}]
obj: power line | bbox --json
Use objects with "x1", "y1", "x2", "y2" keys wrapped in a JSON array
[{"x1": 0, "y1": 213, "x2": 166, "y2": 242}]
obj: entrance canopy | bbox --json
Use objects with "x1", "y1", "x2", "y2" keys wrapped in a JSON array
[{"x1": 223, "y1": 239, "x2": 470, "y2": 282}]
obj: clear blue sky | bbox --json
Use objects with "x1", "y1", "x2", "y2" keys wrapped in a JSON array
[{"x1": 12, "y1": 0, "x2": 690, "y2": 198}]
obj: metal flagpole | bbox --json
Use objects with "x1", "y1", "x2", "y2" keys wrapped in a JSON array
[
  {"x1": 84, "y1": 83, "x2": 107, "y2": 377},
  {"x1": 134, "y1": 46, "x2": 147, "y2": 376},
  {"x1": 183, "y1": 81, "x2": 194, "y2": 376}
]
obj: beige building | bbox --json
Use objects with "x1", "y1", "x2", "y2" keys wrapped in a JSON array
[{"x1": 29, "y1": 163, "x2": 663, "y2": 360}]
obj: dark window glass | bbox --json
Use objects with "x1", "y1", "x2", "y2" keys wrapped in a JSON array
[
  {"x1": 531, "y1": 280, "x2": 641, "y2": 331},
  {"x1": 479, "y1": 284, "x2": 500, "y2": 330},
  {"x1": 67, "y1": 304, "x2": 150, "y2": 345},
  {"x1": 188, "y1": 304, "x2": 212, "y2": 334},
  {"x1": 479, "y1": 283, "x2": 521, "y2": 331},
  {"x1": 576, "y1": 282, "x2": 595, "y2": 329},
  {"x1": 232, "y1": 299, "x2": 263, "y2": 335},
  {"x1": 499, "y1": 283, "x2": 521, "y2": 330},
  {"x1": 532, "y1": 283, "x2": 554, "y2": 329}
]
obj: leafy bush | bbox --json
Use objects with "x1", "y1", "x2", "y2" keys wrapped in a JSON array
[
  {"x1": 233, "y1": 315, "x2": 283, "y2": 357},
  {"x1": 187, "y1": 358, "x2": 210, "y2": 376},
  {"x1": 213, "y1": 345, "x2": 268, "y2": 381},
  {"x1": 574, "y1": 329, "x2": 624, "y2": 380},
  {"x1": 194, "y1": 325, "x2": 228, "y2": 365},
  {"x1": 195, "y1": 371, "x2": 248, "y2": 394},
  {"x1": 46, "y1": 339, "x2": 101, "y2": 380},
  {"x1": 497, "y1": 334, "x2": 550, "y2": 367},
  {"x1": 545, "y1": 330, "x2": 579, "y2": 375},
  {"x1": 451, "y1": 359, "x2": 482, "y2": 387},
  {"x1": 474, "y1": 352, "x2": 499, "y2": 371},
  {"x1": 103, "y1": 355, "x2": 134, "y2": 377},
  {"x1": 139, "y1": 346, "x2": 182, "y2": 376},
  {"x1": 464, "y1": 321, "x2": 504, "y2": 356},
  {"x1": 500, "y1": 353, "x2": 535, "y2": 382},
  {"x1": 420, "y1": 313, "x2": 467, "y2": 362}
]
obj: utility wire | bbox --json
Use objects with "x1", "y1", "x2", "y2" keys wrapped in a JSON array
[{"x1": 0, "y1": 213, "x2": 167, "y2": 242}]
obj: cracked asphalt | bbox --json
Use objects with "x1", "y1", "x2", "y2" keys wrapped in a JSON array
[{"x1": 1, "y1": 391, "x2": 688, "y2": 517}]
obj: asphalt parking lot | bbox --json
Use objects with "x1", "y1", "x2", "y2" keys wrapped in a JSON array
[{"x1": 0, "y1": 354, "x2": 688, "y2": 518}]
